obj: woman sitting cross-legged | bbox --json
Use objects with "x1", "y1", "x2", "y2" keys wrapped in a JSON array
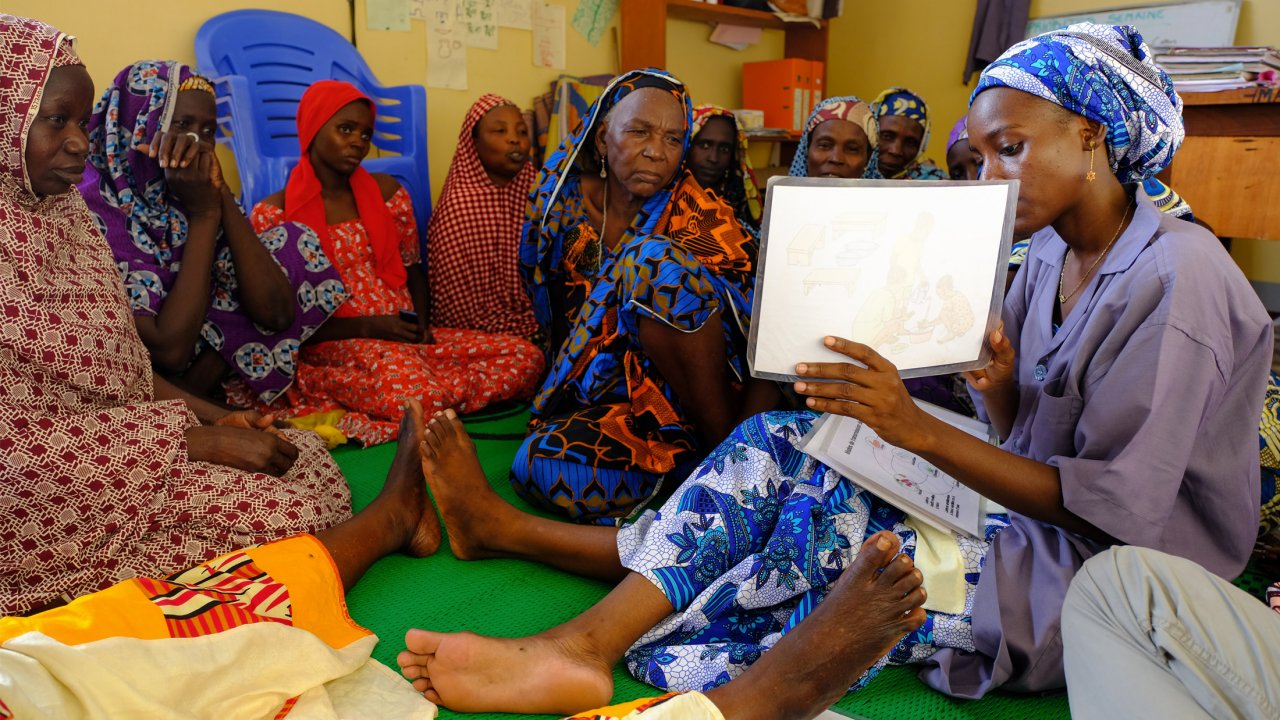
[
  {"x1": 396, "y1": 23, "x2": 1271, "y2": 716},
  {"x1": 0, "y1": 15, "x2": 442, "y2": 621},
  {"x1": 78, "y1": 60, "x2": 342, "y2": 405},
  {"x1": 252, "y1": 80, "x2": 544, "y2": 445},
  {"x1": 512, "y1": 69, "x2": 782, "y2": 525},
  {"x1": 687, "y1": 105, "x2": 763, "y2": 234}
]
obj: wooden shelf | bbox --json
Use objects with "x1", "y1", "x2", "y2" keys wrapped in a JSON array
[
  {"x1": 619, "y1": 0, "x2": 828, "y2": 84},
  {"x1": 666, "y1": 0, "x2": 825, "y2": 30},
  {"x1": 1180, "y1": 85, "x2": 1280, "y2": 106}
]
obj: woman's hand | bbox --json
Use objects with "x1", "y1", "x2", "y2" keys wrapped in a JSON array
[
  {"x1": 793, "y1": 336, "x2": 932, "y2": 451},
  {"x1": 185, "y1": 425, "x2": 298, "y2": 476},
  {"x1": 215, "y1": 409, "x2": 289, "y2": 435},
  {"x1": 962, "y1": 323, "x2": 1016, "y2": 394},
  {"x1": 141, "y1": 131, "x2": 221, "y2": 216},
  {"x1": 364, "y1": 315, "x2": 430, "y2": 343}
]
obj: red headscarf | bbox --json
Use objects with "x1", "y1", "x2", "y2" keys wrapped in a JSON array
[{"x1": 285, "y1": 80, "x2": 407, "y2": 290}]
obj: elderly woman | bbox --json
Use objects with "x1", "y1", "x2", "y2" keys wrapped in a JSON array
[
  {"x1": 78, "y1": 61, "x2": 341, "y2": 405},
  {"x1": 687, "y1": 105, "x2": 762, "y2": 232},
  {"x1": 513, "y1": 69, "x2": 779, "y2": 524},
  {"x1": 0, "y1": 14, "x2": 445, "y2": 623},
  {"x1": 398, "y1": 23, "x2": 1269, "y2": 716},
  {"x1": 872, "y1": 86, "x2": 946, "y2": 180},
  {"x1": 789, "y1": 95, "x2": 878, "y2": 179}
]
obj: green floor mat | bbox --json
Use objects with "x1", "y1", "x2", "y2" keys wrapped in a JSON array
[{"x1": 331, "y1": 407, "x2": 1069, "y2": 719}]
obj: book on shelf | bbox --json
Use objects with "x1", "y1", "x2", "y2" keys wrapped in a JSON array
[{"x1": 799, "y1": 400, "x2": 997, "y2": 539}]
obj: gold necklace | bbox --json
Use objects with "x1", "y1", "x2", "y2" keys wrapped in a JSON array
[{"x1": 1058, "y1": 201, "x2": 1133, "y2": 304}]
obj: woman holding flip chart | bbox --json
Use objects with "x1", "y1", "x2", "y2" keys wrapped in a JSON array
[{"x1": 396, "y1": 23, "x2": 1271, "y2": 717}]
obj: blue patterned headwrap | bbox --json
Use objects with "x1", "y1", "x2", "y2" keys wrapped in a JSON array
[
  {"x1": 972, "y1": 22, "x2": 1184, "y2": 184},
  {"x1": 872, "y1": 87, "x2": 933, "y2": 178},
  {"x1": 788, "y1": 95, "x2": 879, "y2": 178}
]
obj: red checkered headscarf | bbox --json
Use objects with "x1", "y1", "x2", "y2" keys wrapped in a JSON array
[{"x1": 426, "y1": 94, "x2": 538, "y2": 337}]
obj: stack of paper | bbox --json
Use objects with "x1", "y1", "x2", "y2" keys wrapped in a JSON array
[{"x1": 1156, "y1": 46, "x2": 1280, "y2": 93}]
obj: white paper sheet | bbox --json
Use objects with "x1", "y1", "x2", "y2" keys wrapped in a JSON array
[
  {"x1": 367, "y1": 0, "x2": 411, "y2": 31},
  {"x1": 425, "y1": 0, "x2": 469, "y2": 90},
  {"x1": 497, "y1": 0, "x2": 532, "y2": 29},
  {"x1": 462, "y1": 0, "x2": 499, "y2": 49},
  {"x1": 571, "y1": 0, "x2": 618, "y2": 46},
  {"x1": 749, "y1": 179, "x2": 1016, "y2": 380},
  {"x1": 800, "y1": 401, "x2": 993, "y2": 538},
  {"x1": 409, "y1": 0, "x2": 427, "y2": 19},
  {"x1": 532, "y1": 1, "x2": 566, "y2": 69}
]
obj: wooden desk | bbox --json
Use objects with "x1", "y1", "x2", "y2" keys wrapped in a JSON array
[{"x1": 1163, "y1": 87, "x2": 1280, "y2": 240}]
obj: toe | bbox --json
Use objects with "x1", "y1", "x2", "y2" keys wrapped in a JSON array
[
  {"x1": 876, "y1": 553, "x2": 916, "y2": 587},
  {"x1": 891, "y1": 568, "x2": 924, "y2": 596},
  {"x1": 405, "y1": 627, "x2": 443, "y2": 655},
  {"x1": 848, "y1": 531, "x2": 898, "y2": 583}
]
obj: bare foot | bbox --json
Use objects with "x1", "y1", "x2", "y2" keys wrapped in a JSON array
[
  {"x1": 397, "y1": 627, "x2": 613, "y2": 714},
  {"x1": 379, "y1": 398, "x2": 440, "y2": 557},
  {"x1": 419, "y1": 408, "x2": 512, "y2": 560},
  {"x1": 705, "y1": 530, "x2": 928, "y2": 720}
]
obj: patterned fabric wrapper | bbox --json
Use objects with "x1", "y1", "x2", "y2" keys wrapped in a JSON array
[
  {"x1": 515, "y1": 69, "x2": 759, "y2": 524},
  {"x1": 0, "y1": 16, "x2": 350, "y2": 615},
  {"x1": 788, "y1": 95, "x2": 879, "y2": 178},
  {"x1": 972, "y1": 22, "x2": 1184, "y2": 184},
  {"x1": 691, "y1": 105, "x2": 762, "y2": 227},
  {"x1": 78, "y1": 60, "x2": 348, "y2": 404},
  {"x1": 426, "y1": 93, "x2": 539, "y2": 337}
]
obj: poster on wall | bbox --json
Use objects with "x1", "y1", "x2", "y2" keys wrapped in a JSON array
[
  {"x1": 367, "y1": 0, "x2": 412, "y2": 31},
  {"x1": 532, "y1": 1, "x2": 566, "y2": 69},
  {"x1": 463, "y1": 0, "x2": 499, "y2": 49},
  {"x1": 497, "y1": 0, "x2": 532, "y2": 30},
  {"x1": 1026, "y1": 0, "x2": 1240, "y2": 47},
  {"x1": 425, "y1": 0, "x2": 469, "y2": 90},
  {"x1": 571, "y1": 0, "x2": 617, "y2": 46}
]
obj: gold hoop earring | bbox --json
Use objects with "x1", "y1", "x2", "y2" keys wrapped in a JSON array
[{"x1": 1086, "y1": 144, "x2": 1097, "y2": 182}]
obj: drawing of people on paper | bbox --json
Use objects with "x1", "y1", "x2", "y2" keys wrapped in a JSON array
[{"x1": 869, "y1": 436, "x2": 960, "y2": 497}]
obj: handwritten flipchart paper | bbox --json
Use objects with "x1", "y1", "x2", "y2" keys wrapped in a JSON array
[
  {"x1": 425, "y1": 0, "x2": 469, "y2": 90},
  {"x1": 532, "y1": 2, "x2": 566, "y2": 69}
]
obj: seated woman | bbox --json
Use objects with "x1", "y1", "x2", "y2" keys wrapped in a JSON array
[
  {"x1": 252, "y1": 80, "x2": 544, "y2": 445},
  {"x1": 398, "y1": 23, "x2": 1271, "y2": 714},
  {"x1": 871, "y1": 86, "x2": 946, "y2": 180},
  {"x1": 788, "y1": 95, "x2": 878, "y2": 180},
  {"x1": 688, "y1": 105, "x2": 762, "y2": 233},
  {"x1": 512, "y1": 69, "x2": 780, "y2": 525},
  {"x1": 78, "y1": 61, "x2": 339, "y2": 405},
  {"x1": 425, "y1": 93, "x2": 539, "y2": 339},
  {"x1": 945, "y1": 116, "x2": 978, "y2": 180},
  {"x1": 0, "y1": 15, "x2": 441, "y2": 618}
]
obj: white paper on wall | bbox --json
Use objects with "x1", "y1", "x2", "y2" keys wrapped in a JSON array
[
  {"x1": 497, "y1": 0, "x2": 532, "y2": 29},
  {"x1": 425, "y1": 0, "x2": 469, "y2": 90},
  {"x1": 462, "y1": 0, "x2": 499, "y2": 49},
  {"x1": 532, "y1": 1, "x2": 566, "y2": 69}
]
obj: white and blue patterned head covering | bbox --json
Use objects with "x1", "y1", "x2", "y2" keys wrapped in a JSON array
[{"x1": 971, "y1": 23, "x2": 1184, "y2": 184}]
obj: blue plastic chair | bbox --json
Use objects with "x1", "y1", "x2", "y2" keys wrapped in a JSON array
[{"x1": 194, "y1": 9, "x2": 431, "y2": 250}]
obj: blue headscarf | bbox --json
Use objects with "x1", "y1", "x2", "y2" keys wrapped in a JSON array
[
  {"x1": 788, "y1": 95, "x2": 879, "y2": 178},
  {"x1": 972, "y1": 22, "x2": 1184, "y2": 184},
  {"x1": 871, "y1": 86, "x2": 945, "y2": 180}
]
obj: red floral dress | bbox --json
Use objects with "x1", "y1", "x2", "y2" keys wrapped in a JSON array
[{"x1": 250, "y1": 188, "x2": 544, "y2": 444}]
